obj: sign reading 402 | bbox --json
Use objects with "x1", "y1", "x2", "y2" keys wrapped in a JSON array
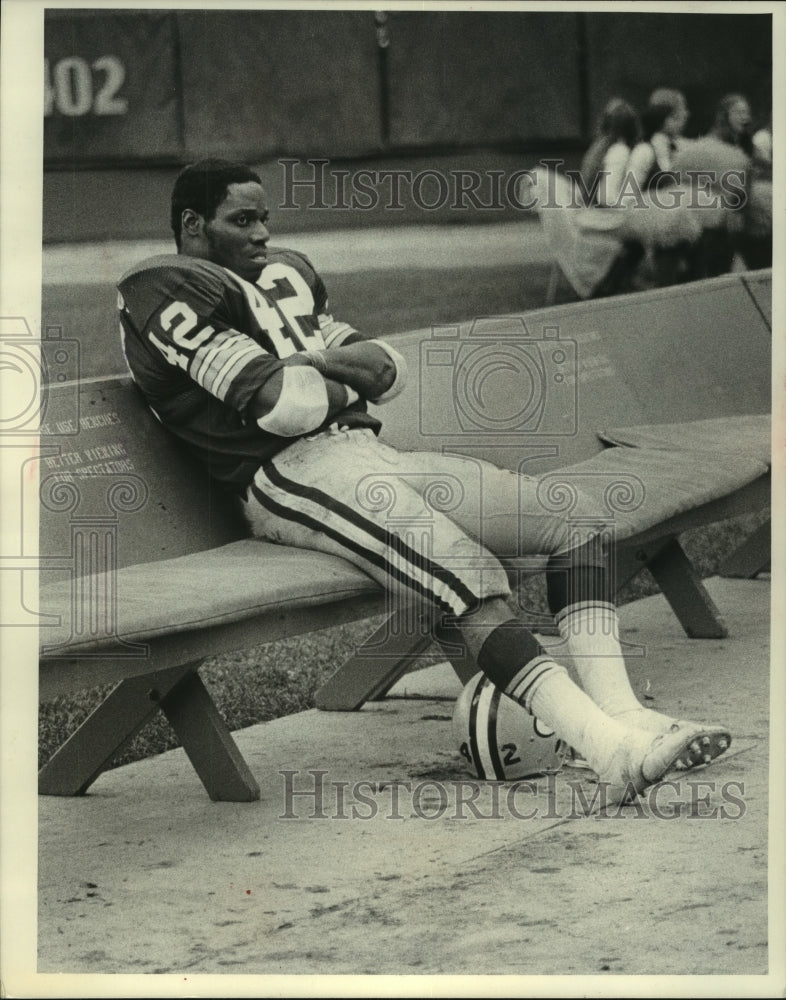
[{"x1": 44, "y1": 56, "x2": 128, "y2": 117}]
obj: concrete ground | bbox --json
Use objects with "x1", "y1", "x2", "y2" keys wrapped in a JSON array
[{"x1": 28, "y1": 575, "x2": 782, "y2": 995}]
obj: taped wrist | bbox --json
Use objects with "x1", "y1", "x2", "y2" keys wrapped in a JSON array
[
  {"x1": 302, "y1": 349, "x2": 328, "y2": 375},
  {"x1": 302, "y1": 352, "x2": 359, "y2": 406},
  {"x1": 367, "y1": 339, "x2": 408, "y2": 403},
  {"x1": 256, "y1": 366, "x2": 329, "y2": 437}
]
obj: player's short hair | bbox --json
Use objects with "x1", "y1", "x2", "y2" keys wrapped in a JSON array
[
  {"x1": 647, "y1": 88, "x2": 687, "y2": 113},
  {"x1": 170, "y1": 159, "x2": 263, "y2": 248}
]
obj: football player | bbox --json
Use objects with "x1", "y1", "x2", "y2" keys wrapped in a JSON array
[{"x1": 117, "y1": 159, "x2": 731, "y2": 805}]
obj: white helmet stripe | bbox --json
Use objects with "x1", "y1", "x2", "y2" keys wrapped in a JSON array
[
  {"x1": 485, "y1": 685, "x2": 506, "y2": 779},
  {"x1": 466, "y1": 674, "x2": 488, "y2": 779},
  {"x1": 472, "y1": 680, "x2": 501, "y2": 780}
]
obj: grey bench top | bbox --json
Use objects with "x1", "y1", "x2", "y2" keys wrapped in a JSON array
[
  {"x1": 39, "y1": 539, "x2": 382, "y2": 655},
  {"x1": 599, "y1": 414, "x2": 771, "y2": 462},
  {"x1": 39, "y1": 429, "x2": 768, "y2": 656}
]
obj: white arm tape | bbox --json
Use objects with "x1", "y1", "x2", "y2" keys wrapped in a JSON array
[
  {"x1": 318, "y1": 314, "x2": 358, "y2": 348},
  {"x1": 343, "y1": 384, "x2": 360, "y2": 406},
  {"x1": 368, "y1": 339, "x2": 408, "y2": 403},
  {"x1": 256, "y1": 365, "x2": 329, "y2": 437}
]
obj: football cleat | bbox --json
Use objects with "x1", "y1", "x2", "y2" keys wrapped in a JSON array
[
  {"x1": 601, "y1": 726, "x2": 715, "y2": 806},
  {"x1": 667, "y1": 721, "x2": 731, "y2": 769},
  {"x1": 615, "y1": 708, "x2": 731, "y2": 769}
]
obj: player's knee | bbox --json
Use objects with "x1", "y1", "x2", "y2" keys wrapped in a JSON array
[
  {"x1": 478, "y1": 564, "x2": 512, "y2": 602},
  {"x1": 447, "y1": 555, "x2": 510, "y2": 612}
]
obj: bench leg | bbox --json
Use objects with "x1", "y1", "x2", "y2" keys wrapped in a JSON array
[
  {"x1": 157, "y1": 672, "x2": 260, "y2": 802},
  {"x1": 38, "y1": 663, "x2": 196, "y2": 796},
  {"x1": 718, "y1": 519, "x2": 771, "y2": 579},
  {"x1": 314, "y1": 610, "x2": 438, "y2": 711},
  {"x1": 618, "y1": 538, "x2": 728, "y2": 639},
  {"x1": 545, "y1": 261, "x2": 561, "y2": 306},
  {"x1": 433, "y1": 619, "x2": 484, "y2": 686}
]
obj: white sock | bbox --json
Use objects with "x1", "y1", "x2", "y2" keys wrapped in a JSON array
[
  {"x1": 615, "y1": 706, "x2": 678, "y2": 733},
  {"x1": 556, "y1": 602, "x2": 644, "y2": 718},
  {"x1": 508, "y1": 657, "x2": 647, "y2": 778}
]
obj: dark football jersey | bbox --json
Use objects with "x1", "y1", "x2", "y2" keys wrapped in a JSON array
[{"x1": 117, "y1": 248, "x2": 380, "y2": 489}]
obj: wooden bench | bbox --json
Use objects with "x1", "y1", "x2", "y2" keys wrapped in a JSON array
[{"x1": 38, "y1": 270, "x2": 771, "y2": 801}]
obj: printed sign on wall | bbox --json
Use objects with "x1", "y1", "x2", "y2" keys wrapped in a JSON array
[{"x1": 44, "y1": 10, "x2": 182, "y2": 164}]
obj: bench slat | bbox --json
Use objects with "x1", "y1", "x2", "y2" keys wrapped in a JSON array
[
  {"x1": 598, "y1": 414, "x2": 770, "y2": 463},
  {"x1": 40, "y1": 592, "x2": 387, "y2": 701},
  {"x1": 39, "y1": 539, "x2": 379, "y2": 655}
]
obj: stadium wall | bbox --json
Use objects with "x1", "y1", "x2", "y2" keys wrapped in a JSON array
[{"x1": 43, "y1": 9, "x2": 771, "y2": 242}]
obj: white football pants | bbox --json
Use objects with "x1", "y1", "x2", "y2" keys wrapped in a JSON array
[{"x1": 241, "y1": 426, "x2": 597, "y2": 618}]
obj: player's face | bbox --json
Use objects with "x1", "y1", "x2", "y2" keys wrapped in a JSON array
[{"x1": 203, "y1": 182, "x2": 271, "y2": 282}]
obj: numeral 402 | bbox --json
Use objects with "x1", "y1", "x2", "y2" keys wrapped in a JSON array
[{"x1": 44, "y1": 56, "x2": 128, "y2": 118}]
